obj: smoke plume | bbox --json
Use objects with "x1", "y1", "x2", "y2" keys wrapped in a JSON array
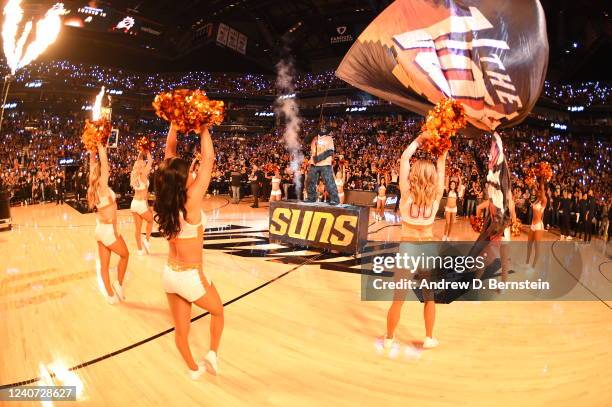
[{"x1": 274, "y1": 56, "x2": 303, "y2": 195}]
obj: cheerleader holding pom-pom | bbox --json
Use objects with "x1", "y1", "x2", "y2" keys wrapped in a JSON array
[
  {"x1": 525, "y1": 162, "x2": 551, "y2": 269},
  {"x1": 152, "y1": 90, "x2": 225, "y2": 379},
  {"x1": 384, "y1": 98, "x2": 466, "y2": 351},
  {"x1": 82, "y1": 97, "x2": 129, "y2": 304},
  {"x1": 86, "y1": 141, "x2": 130, "y2": 305},
  {"x1": 130, "y1": 137, "x2": 156, "y2": 255}
]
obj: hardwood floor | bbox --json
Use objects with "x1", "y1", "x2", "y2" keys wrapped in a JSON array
[{"x1": 1, "y1": 197, "x2": 610, "y2": 406}]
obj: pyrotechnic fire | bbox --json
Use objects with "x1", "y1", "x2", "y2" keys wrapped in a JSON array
[
  {"x1": 2, "y1": 0, "x2": 62, "y2": 75},
  {"x1": 92, "y1": 86, "x2": 105, "y2": 121}
]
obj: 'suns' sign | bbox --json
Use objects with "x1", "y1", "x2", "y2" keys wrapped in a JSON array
[{"x1": 269, "y1": 201, "x2": 368, "y2": 254}]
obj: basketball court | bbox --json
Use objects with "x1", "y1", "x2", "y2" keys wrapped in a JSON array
[{"x1": 1, "y1": 197, "x2": 610, "y2": 406}]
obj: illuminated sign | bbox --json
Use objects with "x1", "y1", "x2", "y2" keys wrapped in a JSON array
[
  {"x1": 255, "y1": 112, "x2": 274, "y2": 117},
  {"x1": 550, "y1": 123, "x2": 567, "y2": 130},
  {"x1": 567, "y1": 106, "x2": 584, "y2": 112},
  {"x1": 346, "y1": 107, "x2": 367, "y2": 112},
  {"x1": 115, "y1": 16, "x2": 135, "y2": 32},
  {"x1": 269, "y1": 201, "x2": 368, "y2": 254},
  {"x1": 330, "y1": 25, "x2": 354, "y2": 45},
  {"x1": 25, "y1": 81, "x2": 43, "y2": 88},
  {"x1": 2, "y1": 103, "x2": 17, "y2": 109},
  {"x1": 59, "y1": 158, "x2": 76, "y2": 166},
  {"x1": 108, "y1": 89, "x2": 123, "y2": 95},
  {"x1": 78, "y1": 6, "x2": 106, "y2": 17},
  {"x1": 278, "y1": 93, "x2": 296, "y2": 100}
]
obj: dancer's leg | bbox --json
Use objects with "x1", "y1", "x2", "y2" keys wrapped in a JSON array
[
  {"x1": 97, "y1": 241, "x2": 113, "y2": 296},
  {"x1": 142, "y1": 209, "x2": 154, "y2": 242},
  {"x1": 193, "y1": 280, "x2": 224, "y2": 353},
  {"x1": 132, "y1": 212, "x2": 143, "y2": 250},
  {"x1": 108, "y1": 236, "x2": 129, "y2": 285},
  {"x1": 166, "y1": 293, "x2": 198, "y2": 370}
]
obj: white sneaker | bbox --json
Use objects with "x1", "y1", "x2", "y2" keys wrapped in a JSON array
[
  {"x1": 112, "y1": 280, "x2": 125, "y2": 301},
  {"x1": 106, "y1": 293, "x2": 119, "y2": 305},
  {"x1": 137, "y1": 249, "x2": 144, "y2": 256},
  {"x1": 188, "y1": 362, "x2": 206, "y2": 380},
  {"x1": 203, "y1": 351, "x2": 218, "y2": 375},
  {"x1": 423, "y1": 337, "x2": 439, "y2": 349},
  {"x1": 142, "y1": 239, "x2": 150, "y2": 254},
  {"x1": 383, "y1": 336, "x2": 395, "y2": 350}
]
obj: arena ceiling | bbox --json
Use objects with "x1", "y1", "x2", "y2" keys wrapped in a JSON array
[{"x1": 32, "y1": 0, "x2": 612, "y2": 80}]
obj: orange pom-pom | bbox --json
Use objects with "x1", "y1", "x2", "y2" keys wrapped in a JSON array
[
  {"x1": 421, "y1": 98, "x2": 467, "y2": 156},
  {"x1": 470, "y1": 215, "x2": 484, "y2": 233},
  {"x1": 81, "y1": 119, "x2": 111, "y2": 152},
  {"x1": 510, "y1": 218, "x2": 522, "y2": 237},
  {"x1": 525, "y1": 161, "x2": 552, "y2": 188},
  {"x1": 136, "y1": 135, "x2": 155, "y2": 153},
  {"x1": 153, "y1": 89, "x2": 225, "y2": 134}
]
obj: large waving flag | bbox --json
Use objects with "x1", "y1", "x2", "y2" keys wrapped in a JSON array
[{"x1": 336, "y1": 0, "x2": 549, "y2": 132}]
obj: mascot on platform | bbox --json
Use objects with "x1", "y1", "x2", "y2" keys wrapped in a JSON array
[{"x1": 303, "y1": 127, "x2": 340, "y2": 205}]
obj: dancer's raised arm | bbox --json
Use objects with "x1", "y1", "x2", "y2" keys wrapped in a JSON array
[
  {"x1": 188, "y1": 126, "x2": 214, "y2": 201},
  {"x1": 399, "y1": 134, "x2": 422, "y2": 196},
  {"x1": 144, "y1": 151, "x2": 153, "y2": 173},
  {"x1": 97, "y1": 143, "x2": 110, "y2": 188},
  {"x1": 436, "y1": 151, "x2": 448, "y2": 201},
  {"x1": 164, "y1": 122, "x2": 178, "y2": 159}
]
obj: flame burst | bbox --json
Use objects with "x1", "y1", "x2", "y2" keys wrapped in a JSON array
[
  {"x1": 92, "y1": 86, "x2": 105, "y2": 121},
  {"x1": 2, "y1": 0, "x2": 62, "y2": 75}
]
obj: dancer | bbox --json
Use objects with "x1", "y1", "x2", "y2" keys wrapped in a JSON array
[
  {"x1": 375, "y1": 175, "x2": 387, "y2": 220},
  {"x1": 385, "y1": 131, "x2": 446, "y2": 350},
  {"x1": 526, "y1": 182, "x2": 547, "y2": 268},
  {"x1": 154, "y1": 123, "x2": 224, "y2": 379},
  {"x1": 88, "y1": 143, "x2": 129, "y2": 304},
  {"x1": 130, "y1": 151, "x2": 154, "y2": 255},
  {"x1": 335, "y1": 164, "x2": 346, "y2": 204},
  {"x1": 442, "y1": 180, "x2": 459, "y2": 241},
  {"x1": 269, "y1": 167, "x2": 282, "y2": 202}
]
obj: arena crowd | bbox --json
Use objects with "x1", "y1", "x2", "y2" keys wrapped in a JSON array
[
  {"x1": 7, "y1": 60, "x2": 612, "y2": 106},
  {"x1": 0, "y1": 61, "x2": 610, "y2": 242}
]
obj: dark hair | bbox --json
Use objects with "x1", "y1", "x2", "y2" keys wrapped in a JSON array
[{"x1": 154, "y1": 157, "x2": 189, "y2": 239}]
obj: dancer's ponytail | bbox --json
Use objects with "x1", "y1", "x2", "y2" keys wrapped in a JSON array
[{"x1": 154, "y1": 157, "x2": 189, "y2": 239}]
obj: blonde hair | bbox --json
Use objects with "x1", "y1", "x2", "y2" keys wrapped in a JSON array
[
  {"x1": 87, "y1": 162, "x2": 101, "y2": 209},
  {"x1": 130, "y1": 159, "x2": 145, "y2": 189},
  {"x1": 408, "y1": 160, "x2": 437, "y2": 207}
]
